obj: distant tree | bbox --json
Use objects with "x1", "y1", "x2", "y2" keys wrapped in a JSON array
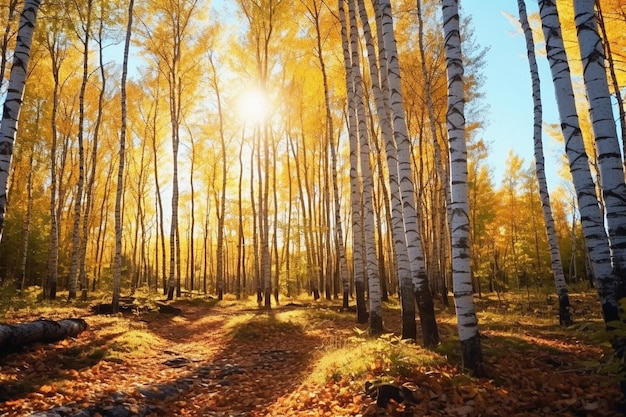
[
  {"x1": 113, "y1": 0, "x2": 134, "y2": 312},
  {"x1": 67, "y1": 0, "x2": 93, "y2": 301}
]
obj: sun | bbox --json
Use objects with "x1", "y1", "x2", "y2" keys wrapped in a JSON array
[{"x1": 237, "y1": 88, "x2": 270, "y2": 126}]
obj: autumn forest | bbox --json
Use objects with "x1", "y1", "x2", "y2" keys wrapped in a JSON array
[{"x1": 1, "y1": 0, "x2": 626, "y2": 415}]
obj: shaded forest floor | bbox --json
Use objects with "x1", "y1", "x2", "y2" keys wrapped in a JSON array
[{"x1": 0, "y1": 287, "x2": 624, "y2": 416}]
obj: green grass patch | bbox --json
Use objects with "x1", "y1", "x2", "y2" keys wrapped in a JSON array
[
  {"x1": 307, "y1": 330, "x2": 443, "y2": 386},
  {"x1": 226, "y1": 313, "x2": 305, "y2": 341}
]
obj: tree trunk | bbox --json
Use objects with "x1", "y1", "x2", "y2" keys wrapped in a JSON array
[
  {"x1": 574, "y1": 0, "x2": 626, "y2": 287},
  {"x1": 375, "y1": 0, "x2": 439, "y2": 346},
  {"x1": 208, "y1": 53, "x2": 227, "y2": 301},
  {"x1": 517, "y1": 0, "x2": 572, "y2": 326},
  {"x1": 0, "y1": 319, "x2": 88, "y2": 349},
  {"x1": 113, "y1": 0, "x2": 134, "y2": 312},
  {"x1": 359, "y1": 0, "x2": 414, "y2": 339},
  {"x1": 339, "y1": 0, "x2": 367, "y2": 325},
  {"x1": 0, "y1": 0, "x2": 41, "y2": 239},
  {"x1": 594, "y1": 0, "x2": 626, "y2": 173},
  {"x1": 442, "y1": 0, "x2": 484, "y2": 377},
  {"x1": 68, "y1": 0, "x2": 93, "y2": 301},
  {"x1": 538, "y1": 0, "x2": 618, "y2": 339}
]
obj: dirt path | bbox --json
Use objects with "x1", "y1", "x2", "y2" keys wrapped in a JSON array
[{"x1": 0, "y1": 302, "x2": 354, "y2": 417}]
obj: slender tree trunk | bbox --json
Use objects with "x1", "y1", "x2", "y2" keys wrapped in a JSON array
[
  {"x1": 518, "y1": 0, "x2": 572, "y2": 325},
  {"x1": 538, "y1": 0, "x2": 617, "y2": 338},
  {"x1": 79, "y1": 7, "x2": 107, "y2": 301},
  {"x1": 68, "y1": 0, "x2": 93, "y2": 300},
  {"x1": 347, "y1": 0, "x2": 381, "y2": 334},
  {"x1": 45, "y1": 33, "x2": 63, "y2": 301},
  {"x1": 375, "y1": 0, "x2": 439, "y2": 345},
  {"x1": 0, "y1": 0, "x2": 41, "y2": 239},
  {"x1": 416, "y1": 0, "x2": 452, "y2": 303},
  {"x1": 339, "y1": 0, "x2": 367, "y2": 324},
  {"x1": 113, "y1": 0, "x2": 134, "y2": 312},
  {"x1": 208, "y1": 54, "x2": 227, "y2": 301},
  {"x1": 237, "y1": 130, "x2": 245, "y2": 299},
  {"x1": 358, "y1": 0, "x2": 413, "y2": 339},
  {"x1": 19, "y1": 142, "x2": 35, "y2": 292},
  {"x1": 442, "y1": 0, "x2": 484, "y2": 376}
]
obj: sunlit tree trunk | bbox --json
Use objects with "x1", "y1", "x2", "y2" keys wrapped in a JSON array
[
  {"x1": 208, "y1": 53, "x2": 227, "y2": 300},
  {"x1": 237, "y1": 130, "x2": 245, "y2": 299},
  {"x1": 0, "y1": 0, "x2": 41, "y2": 240},
  {"x1": 19, "y1": 137, "x2": 36, "y2": 292},
  {"x1": 416, "y1": 0, "x2": 451, "y2": 305},
  {"x1": 149, "y1": 76, "x2": 167, "y2": 294},
  {"x1": 68, "y1": 0, "x2": 93, "y2": 301},
  {"x1": 375, "y1": 0, "x2": 439, "y2": 345},
  {"x1": 538, "y1": 3, "x2": 626, "y2": 390},
  {"x1": 594, "y1": 0, "x2": 626, "y2": 172},
  {"x1": 358, "y1": 0, "x2": 414, "y2": 339},
  {"x1": 113, "y1": 0, "x2": 133, "y2": 313},
  {"x1": 347, "y1": 0, "x2": 382, "y2": 334},
  {"x1": 0, "y1": 0, "x2": 19, "y2": 93},
  {"x1": 518, "y1": 0, "x2": 572, "y2": 325},
  {"x1": 79, "y1": 4, "x2": 107, "y2": 300},
  {"x1": 44, "y1": 30, "x2": 65, "y2": 301},
  {"x1": 538, "y1": 0, "x2": 616, "y2": 325},
  {"x1": 574, "y1": 0, "x2": 626, "y2": 285},
  {"x1": 442, "y1": 0, "x2": 484, "y2": 376},
  {"x1": 339, "y1": 0, "x2": 367, "y2": 324}
]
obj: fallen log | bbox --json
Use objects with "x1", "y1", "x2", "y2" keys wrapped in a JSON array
[{"x1": 0, "y1": 318, "x2": 88, "y2": 350}]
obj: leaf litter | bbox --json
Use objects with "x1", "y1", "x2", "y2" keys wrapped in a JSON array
[{"x1": 0, "y1": 292, "x2": 623, "y2": 416}]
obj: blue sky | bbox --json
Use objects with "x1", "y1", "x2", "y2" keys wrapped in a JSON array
[{"x1": 461, "y1": 1, "x2": 565, "y2": 190}]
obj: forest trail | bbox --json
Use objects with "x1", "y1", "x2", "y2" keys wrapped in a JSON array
[{"x1": 0, "y1": 293, "x2": 624, "y2": 416}]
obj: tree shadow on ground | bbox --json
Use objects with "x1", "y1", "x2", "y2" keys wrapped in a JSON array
[{"x1": 5, "y1": 300, "x2": 331, "y2": 416}]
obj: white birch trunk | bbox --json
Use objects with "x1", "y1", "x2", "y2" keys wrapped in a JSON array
[
  {"x1": 339, "y1": 0, "x2": 367, "y2": 323},
  {"x1": 442, "y1": 0, "x2": 484, "y2": 376},
  {"x1": 113, "y1": 0, "x2": 134, "y2": 311},
  {"x1": 348, "y1": 0, "x2": 382, "y2": 333},
  {"x1": 574, "y1": 0, "x2": 626, "y2": 280},
  {"x1": 376, "y1": 0, "x2": 440, "y2": 345},
  {"x1": 0, "y1": 0, "x2": 41, "y2": 239},
  {"x1": 538, "y1": 0, "x2": 618, "y2": 326},
  {"x1": 358, "y1": 0, "x2": 415, "y2": 340},
  {"x1": 518, "y1": 0, "x2": 572, "y2": 325}
]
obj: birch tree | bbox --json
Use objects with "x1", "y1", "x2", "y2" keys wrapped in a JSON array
[
  {"x1": 518, "y1": 0, "x2": 571, "y2": 325},
  {"x1": 113, "y1": 0, "x2": 134, "y2": 312},
  {"x1": 538, "y1": 1, "x2": 626, "y2": 375},
  {"x1": 441, "y1": 0, "x2": 484, "y2": 376},
  {"x1": 68, "y1": 0, "x2": 93, "y2": 300},
  {"x1": 347, "y1": 0, "x2": 382, "y2": 334},
  {"x1": 338, "y1": 0, "x2": 367, "y2": 324},
  {"x1": 374, "y1": 0, "x2": 439, "y2": 346},
  {"x1": 358, "y1": 0, "x2": 415, "y2": 339},
  {"x1": 574, "y1": 0, "x2": 626, "y2": 281},
  {"x1": 0, "y1": 0, "x2": 41, "y2": 240}
]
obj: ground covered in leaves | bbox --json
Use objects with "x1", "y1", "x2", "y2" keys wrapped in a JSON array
[{"x1": 0, "y1": 288, "x2": 624, "y2": 416}]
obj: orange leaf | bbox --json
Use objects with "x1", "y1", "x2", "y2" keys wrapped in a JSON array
[{"x1": 39, "y1": 384, "x2": 54, "y2": 394}]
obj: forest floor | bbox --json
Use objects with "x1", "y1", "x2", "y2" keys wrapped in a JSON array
[{"x1": 0, "y1": 287, "x2": 624, "y2": 417}]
